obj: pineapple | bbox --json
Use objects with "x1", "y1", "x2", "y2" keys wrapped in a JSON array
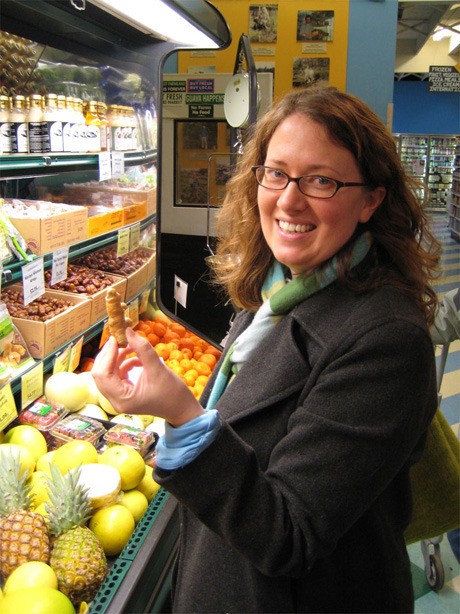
[
  {"x1": 46, "y1": 463, "x2": 107, "y2": 606},
  {"x1": 0, "y1": 449, "x2": 51, "y2": 578}
]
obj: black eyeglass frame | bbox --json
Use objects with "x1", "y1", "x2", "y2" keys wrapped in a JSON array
[{"x1": 251, "y1": 165, "x2": 371, "y2": 199}]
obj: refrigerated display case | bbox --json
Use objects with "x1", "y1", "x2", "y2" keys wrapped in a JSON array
[
  {"x1": 448, "y1": 141, "x2": 460, "y2": 242},
  {"x1": 0, "y1": 1, "x2": 231, "y2": 611},
  {"x1": 395, "y1": 134, "x2": 458, "y2": 211}
]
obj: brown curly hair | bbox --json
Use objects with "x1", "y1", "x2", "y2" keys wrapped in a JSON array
[{"x1": 210, "y1": 85, "x2": 440, "y2": 325}]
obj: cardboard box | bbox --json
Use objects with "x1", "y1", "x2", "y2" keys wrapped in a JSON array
[
  {"x1": 87, "y1": 208, "x2": 124, "y2": 238},
  {"x1": 7, "y1": 205, "x2": 88, "y2": 255},
  {"x1": 64, "y1": 184, "x2": 156, "y2": 217},
  {"x1": 124, "y1": 249, "x2": 156, "y2": 301},
  {"x1": 5, "y1": 286, "x2": 92, "y2": 359},
  {"x1": 122, "y1": 202, "x2": 148, "y2": 226}
]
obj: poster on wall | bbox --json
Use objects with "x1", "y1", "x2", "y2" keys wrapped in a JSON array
[
  {"x1": 292, "y1": 58, "x2": 330, "y2": 88},
  {"x1": 297, "y1": 11, "x2": 334, "y2": 42},
  {"x1": 249, "y1": 4, "x2": 278, "y2": 43}
]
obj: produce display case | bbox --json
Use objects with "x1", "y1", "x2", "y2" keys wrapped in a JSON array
[{"x1": 0, "y1": 0, "x2": 231, "y2": 611}]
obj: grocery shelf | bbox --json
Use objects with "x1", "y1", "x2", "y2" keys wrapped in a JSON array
[
  {"x1": 0, "y1": 150, "x2": 157, "y2": 180},
  {"x1": 89, "y1": 489, "x2": 179, "y2": 614}
]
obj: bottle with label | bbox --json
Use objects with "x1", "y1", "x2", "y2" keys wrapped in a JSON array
[
  {"x1": 72, "y1": 98, "x2": 86, "y2": 153},
  {"x1": 97, "y1": 101, "x2": 109, "y2": 152},
  {"x1": 0, "y1": 95, "x2": 12, "y2": 155},
  {"x1": 127, "y1": 106, "x2": 139, "y2": 151},
  {"x1": 60, "y1": 95, "x2": 73, "y2": 153},
  {"x1": 85, "y1": 100, "x2": 101, "y2": 153},
  {"x1": 10, "y1": 94, "x2": 28, "y2": 154},
  {"x1": 28, "y1": 94, "x2": 47, "y2": 153},
  {"x1": 109, "y1": 104, "x2": 124, "y2": 152},
  {"x1": 44, "y1": 93, "x2": 63, "y2": 153}
]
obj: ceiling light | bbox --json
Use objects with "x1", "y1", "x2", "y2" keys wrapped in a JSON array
[
  {"x1": 432, "y1": 28, "x2": 451, "y2": 41},
  {"x1": 89, "y1": 0, "x2": 220, "y2": 48}
]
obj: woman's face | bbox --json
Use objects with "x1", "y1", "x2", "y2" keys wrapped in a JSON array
[{"x1": 258, "y1": 114, "x2": 385, "y2": 277}]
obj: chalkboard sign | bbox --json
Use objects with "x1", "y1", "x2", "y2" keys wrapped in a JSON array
[{"x1": 429, "y1": 66, "x2": 460, "y2": 93}]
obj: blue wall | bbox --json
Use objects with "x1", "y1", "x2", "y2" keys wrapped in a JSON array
[
  {"x1": 346, "y1": 0, "x2": 398, "y2": 123},
  {"x1": 393, "y1": 81, "x2": 460, "y2": 134}
]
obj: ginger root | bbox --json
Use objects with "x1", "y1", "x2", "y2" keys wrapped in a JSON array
[{"x1": 106, "y1": 287, "x2": 132, "y2": 347}]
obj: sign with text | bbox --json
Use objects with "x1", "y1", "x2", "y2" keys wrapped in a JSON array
[{"x1": 429, "y1": 66, "x2": 460, "y2": 93}]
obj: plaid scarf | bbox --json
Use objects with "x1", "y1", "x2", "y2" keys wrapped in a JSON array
[{"x1": 206, "y1": 232, "x2": 372, "y2": 409}]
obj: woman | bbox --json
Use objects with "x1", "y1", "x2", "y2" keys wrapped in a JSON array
[{"x1": 93, "y1": 85, "x2": 440, "y2": 613}]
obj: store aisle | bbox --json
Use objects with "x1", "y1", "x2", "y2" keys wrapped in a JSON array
[{"x1": 410, "y1": 213, "x2": 460, "y2": 613}]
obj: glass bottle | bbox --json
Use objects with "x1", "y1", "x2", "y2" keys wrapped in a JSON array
[
  {"x1": 10, "y1": 94, "x2": 28, "y2": 153},
  {"x1": 28, "y1": 94, "x2": 47, "y2": 153},
  {"x1": 85, "y1": 100, "x2": 101, "y2": 153},
  {"x1": 44, "y1": 93, "x2": 63, "y2": 153},
  {"x1": 0, "y1": 95, "x2": 12, "y2": 154},
  {"x1": 97, "y1": 101, "x2": 109, "y2": 152}
]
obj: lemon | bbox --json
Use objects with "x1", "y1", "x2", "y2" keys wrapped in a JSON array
[
  {"x1": 0, "y1": 587, "x2": 75, "y2": 614},
  {"x1": 4, "y1": 425, "x2": 47, "y2": 462},
  {"x1": 4, "y1": 561, "x2": 58, "y2": 594},
  {"x1": 98, "y1": 445, "x2": 145, "y2": 490},
  {"x1": 89, "y1": 504, "x2": 135, "y2": 556},
  {"x1": 136, "y1": 465, "x2": 161, "y2": 502},
  {"x1": 53, "y1": 440, "x2": 99, "y2": 474},
  {"x1": 36, "y1": 450, "x2": 57, "y2": 475},
  {"x1": 98, "y1": 391, "x2": 118, "y2": 415},
  {"x1": 119, "y1": 489, "x2": 149, "y2": 523},
  {"x1": 0, "y1": 443, "x2": 35, "y2": 477},
  {"x1": 34, "y1": 501, "x2": 50, "y2": 520},
  {"x1": 28, "y1": 470, "x2": 50, "y2": 508}
]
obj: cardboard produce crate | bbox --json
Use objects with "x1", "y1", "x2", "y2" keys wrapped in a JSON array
[
  {"x1": 2, "y1": 285, "x2": 92, "y2": 359},
  {"x1": 125, "y1": 249, "x2": 156, "y2": 301},
  {"x1": 87, "y1": 207, "x2": 124, "y2": 238},
  {"x1": 6, "y1": 203, "x2": 88, "y2": 255}
]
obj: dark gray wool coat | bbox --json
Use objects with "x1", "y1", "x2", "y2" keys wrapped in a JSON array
[{"x1": 155, "y1": 280, "x2": 437, "y2": 614}]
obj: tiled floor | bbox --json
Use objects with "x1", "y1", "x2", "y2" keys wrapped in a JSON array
[{"x1": 410, "y1": 213, "x2": 460, "y2": 613}]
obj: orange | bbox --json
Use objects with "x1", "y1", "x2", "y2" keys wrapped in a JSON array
[
  {"x1": 194, "y1": 383, "x2": 205, "y2": 398},
  {"x1": 183, "y1": 371, "x2": 197, "y2": 386},
  {"x1": 181, "y1": 347, "x2": 193, "y2": 359},
  {"x1": 169, "y1": 349, "x2": 183, "y2": 361},
  {"x1": 136, "y1": 320, "x2": 151, "y2": 333},
  {"x1": 193, "y1": 350, "x2": 203, "y2": 361},
  {"x1": 200, "y1": 353, "x2": 217, "y2": 368},
  {"x1": 151, "y1": 322, "x2": 167, "y2": 337},
  {"x1": 170, "y1": 323, "x2": 186, "y2": 337},
  {"x1": 195, "y1": 375, "x2": 209, "y2": 387},
  {"x1": 147, "y1": 333, "x2": 160, "y2": 346},
  {"x1": 195, "y1": 361, "x2": 211, "y2": 376},
  {"x1": 178, "y1": 338, "x2": 194, "y2": 352},
  {"x1": 180, "y1": 358, "x2": 193, "y2": 371},
  {"x1": 135, "y1": 330, "x2": 147, "y2": 338},
  {"x1": 204, "y1": 346, "x2": 222, "y2": 359},
  {"x1": 154, "y1": 342, "x2": 170, "y2": 360},
  {"x1": 163, "y1": 330, "x2": 180, "y2": 343}
]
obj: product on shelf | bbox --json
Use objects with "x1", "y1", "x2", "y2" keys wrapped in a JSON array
[
  {"x1": 50, "y1": 414, "x2": 107, "y2": 447},
  {"x1": 75, "y1": 245, "x2": 152, "y2": 275},
  {"x1": 104, "y1": 423, "x2": 156, "y2": 456},
  {"x1": 44, "y1": 264, "x2": 117, "y2": 295}
]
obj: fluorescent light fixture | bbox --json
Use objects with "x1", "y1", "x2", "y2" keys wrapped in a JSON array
[
  {"x1": 432, "y1": 27, "x2": 451, "y2": 42},
  {"x1": 89, "y1": 0, "x2": 220, "y2": 48}
]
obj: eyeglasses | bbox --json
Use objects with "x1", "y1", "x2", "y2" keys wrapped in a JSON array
[{"x1": 251, "y1": 165, "x2": 370, "y2": 199}]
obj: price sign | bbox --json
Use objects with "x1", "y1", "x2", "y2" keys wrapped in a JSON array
[
  {"x1": 129, "y1": 222, "x2": 141, "y2": 252},
  {"x1": 140, "y1": 288, "x2": 150, "y2": 314},
  {"x1": 111, "y1": 152, "x2": 125, "y2": 178},
  {"x1": 53, "y1": 345, "x2": 71, "y2": 373},
  {"x1": 117, "y1": 227, "x2": 130, "y2": 256},
  {"x1": 128, "y1": 298, "x2": 139, "y2": 329},
  {"x1": 0, "y1": 383, "x2": 17, "y2": 431},
  {"x1": 98, "y1": 151, "x2": 111, "y2": 181},
  {"x1": 21, "y1": 362, "x2": 44, "y2": 409},
  {"x1": 69, "y1": 336, "x2": 84, "y2": 373},
  {"x1": 51, "y1": 247, "x2": 69, "y2": 286},
  {"x1": 22, "y1": 258, "x2": 45, "y2": 306}
]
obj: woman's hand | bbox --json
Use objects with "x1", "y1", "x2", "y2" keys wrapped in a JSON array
[{"x1": 92, "y1": 328, "x2": 204, "y2": 427}]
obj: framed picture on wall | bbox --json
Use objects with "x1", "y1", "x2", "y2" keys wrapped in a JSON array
[
  {"x1": 292, "y1": 58, "x2": 330, "y2": 88},
  {"x1": 249, "y1": 4, "x2": 278, "y2": 43},
  {"x1": 297, "y1": 11, "x2": 334, "y2": 42}
]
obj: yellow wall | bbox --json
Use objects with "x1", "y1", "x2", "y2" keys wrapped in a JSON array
[{"x1": 178, "y1": 0, "x2": 349, "y2": 100}]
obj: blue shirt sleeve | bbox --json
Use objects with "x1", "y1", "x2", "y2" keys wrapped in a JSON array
[{"x1": 155, "y1": 409, "x2": 222, "y2": 470}]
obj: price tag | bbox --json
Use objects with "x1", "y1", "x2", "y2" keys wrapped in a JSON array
[
  {"x1": 111, "y1": 152, "x2": 125, "y2": 178},
  {"x1": 51, "y1": 247, "x2": 69, "y2": 286},
  {"x1": 98, "y1": 151, "x2": 112, "y2": 181},
  {"x1": 22, "y1": 258, "x2": 45, "y2": 306},
  {"x1": 21, "y1": 362, "x2": 44, "y2": 409},
  {"x1": 99, "y1": 321, "x2": 111, "y2": 348},
  {"x1": 117, "y1": 227, "x2": 130, "y2": 256},
  {"x1": 0, "y1": 383, "x2": 18, "y2": 431},
  {"x1": 69, "y1": 336, "x2": 84, "y2": 373},
  {"x1": 53, "y1": 345, "x2": 71, "y2": 373},
  {"x1": 140, "y1": 288, "x2": 150, "y2": 314},
  {"x1": 129, "y1": 222, "x2": 141, "y2": 252},
  {"x1": 128, "y1": 298, "x2": 139, "y2": 329}
]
